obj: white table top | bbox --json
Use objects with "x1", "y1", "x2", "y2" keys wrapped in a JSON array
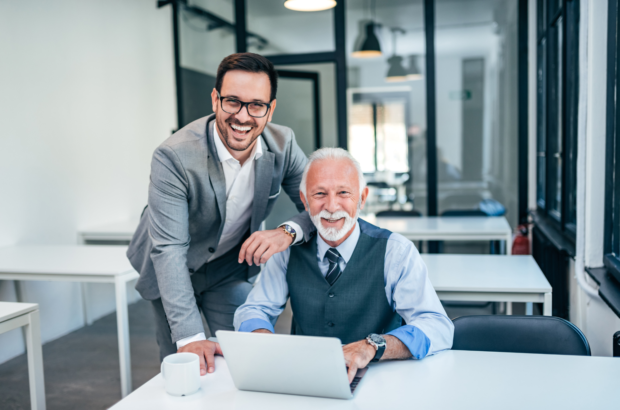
[
  {"x1": 423, "y1": 254, "x2": 551, "y2": 293},
  {"x1": 110, "y1": 350, "x2": 619, "y2": 410},
  {"x1": 78, "y1": 219, "x2": 139, "y2": 238},
  {"x1": 365, "y1": 215, "x2": 511, "y2": 237},
  {"x1": 0, "y1": 245, "x2": 135, "y2": 276},
  {"x1": 0, "y1": 302, "x2": 38, "y2": 323}
]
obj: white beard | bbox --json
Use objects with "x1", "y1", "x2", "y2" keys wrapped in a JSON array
[{"x1": 310, "y1": 207, "x2": 359, "y2": 242}]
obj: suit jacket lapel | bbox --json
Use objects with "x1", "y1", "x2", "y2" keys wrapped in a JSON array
[
  {"x1": 251, "y1": 139, "x2": 275, "y2": 233},
  {"x1": 206, "y1": 117, "x2": 227, "y2": 225}
]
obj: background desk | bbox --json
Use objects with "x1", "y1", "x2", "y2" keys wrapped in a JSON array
[
  {"x1": 0, "y1": 246, "x2": 139, "y2": 398},
  {"x1": 109, "y1": 350, "x2": 619, "y2": 410},
  {"x1": 423, "y1": 254, "x2": 552, "y2": 315},
  {"x1": 0, "y1": 302, "x2": 45, "y2": 410},
  {"x1": 366, "y1": 215, "x2": 513, "y2": 254},
  {"x1": 78, "y1": 219, "x2": 138, "y2": 245}
]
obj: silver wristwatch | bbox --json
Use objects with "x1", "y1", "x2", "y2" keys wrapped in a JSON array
[{"x1": 366, "y1": 333, "x2": 386, "y2": 362}]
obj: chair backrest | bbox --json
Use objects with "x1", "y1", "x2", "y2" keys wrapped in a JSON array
[
  {"x1": 441, "y1": 209, "x2": 487, "y2": 217},
  {"x1": 376, "y1": 209, "x2": 422, "y2": 217},
  {"x1": 452, "y1": 315, "x2": 591, "y2": 356}
]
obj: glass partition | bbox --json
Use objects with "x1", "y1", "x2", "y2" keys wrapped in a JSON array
[
  {"x1": 346, "y1": 0, "x2": 427, "y2": 215},
  {"x1": 435, "y1": 0, "x2": 519, "y2": 227}
]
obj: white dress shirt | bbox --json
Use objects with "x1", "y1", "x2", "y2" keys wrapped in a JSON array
[{"x1": 177, "y1": 123, "x2": 303, "y2": 348}]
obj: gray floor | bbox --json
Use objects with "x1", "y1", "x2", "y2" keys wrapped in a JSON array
[
  {"x1": 0, "y1": 297, "x2": 535, "y2": 410},
  {"x1": 0, "y1": 300, "x2": 161, "y2": 410}
]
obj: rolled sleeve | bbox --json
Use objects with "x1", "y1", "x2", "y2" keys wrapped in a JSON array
[
  {"x1": 239, "y1": 318, "x2": 275, "y2": 333},
  {"x1": 387, "y1": 325, "x2": 431, "y2": 359}
]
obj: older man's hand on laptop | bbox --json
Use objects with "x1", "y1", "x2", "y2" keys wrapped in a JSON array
[
  {"x1": 177, "y1": 340, "x2": 223, "y2": 375},
  {"x1": 343, "y1": 335, "x2": 413, "y2": 383}
]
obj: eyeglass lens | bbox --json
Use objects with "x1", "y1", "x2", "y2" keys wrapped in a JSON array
[{"x1": 222, "y1": 98, "x2": 268, "y2": 118}]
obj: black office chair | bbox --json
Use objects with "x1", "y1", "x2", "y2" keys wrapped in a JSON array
[
  {"x1": 375, "y1": 209, "x2": 422, "y2": 217},
  {"x1": 375, "y1": 209, "x2": 423, "y2": 250},
  {"x1": 452, "y1": 315, "x2": 591, "y2": 356}
]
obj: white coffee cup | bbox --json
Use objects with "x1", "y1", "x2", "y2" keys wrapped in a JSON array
[{"x1": 161, "y1": 352, "x2": 201, "y2": 396}]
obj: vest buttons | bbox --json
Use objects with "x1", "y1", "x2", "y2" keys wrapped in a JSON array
[
  {"x1": 208, "y1": 247, "x2": 215, "y2": 253},
  {"x1": 327, "y1": 322, "x2": 335, "y2": 327},
  {"x1": 188, "y1": 268, "x2": 194, "y2": 273},
  {"x1": 328, "y1": 293, "x2": 335, "y2": 298}
]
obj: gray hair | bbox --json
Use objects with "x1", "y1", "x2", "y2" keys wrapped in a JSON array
[{"x1": 300, "y1": 147, "x2": 366, "y2": 197}]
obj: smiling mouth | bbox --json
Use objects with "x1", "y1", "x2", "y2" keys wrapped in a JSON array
[
  {"x1": 229, "y1": 123, "x2": 253, "y2": 137},
  {"x1": 322, "y1": 217, "x2": 344, "y2": 224}
]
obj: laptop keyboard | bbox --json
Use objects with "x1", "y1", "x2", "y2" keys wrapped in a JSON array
[{"x1": 349, "y1": 367, "x2": 368, "y2": 393}]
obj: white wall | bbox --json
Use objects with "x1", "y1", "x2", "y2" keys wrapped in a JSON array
[{"x1": 0, "y1": 0, "x2": 176, "y2": 364}]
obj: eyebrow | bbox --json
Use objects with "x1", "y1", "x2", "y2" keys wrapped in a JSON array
[{"x1": 221, "y1": 94, "x2": 269, "y2": 104}]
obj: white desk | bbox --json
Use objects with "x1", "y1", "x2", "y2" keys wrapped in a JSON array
[
  {"x1": 0, "y1": 302, "x2": 46, "y2": 410},
  {"x1": 109, "y1": 350, "x2": 619, "y2": 410},
  {"x1": 77, "y1": 219, "x2": 139, "y2": 244},
  {"x1": 0, "y1": 246, "x2": 139, "y2": 398},
  {"x1": 366, "y1": 215, "x2": 513, "y2": 254},
  {"x1": 423, "y1": 254, "x2": 552, "y2": 316}
]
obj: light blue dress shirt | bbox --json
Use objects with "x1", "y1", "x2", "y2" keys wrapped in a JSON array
[{"x1": 234, "y1": 221, "x2": 454, "y2": 359}]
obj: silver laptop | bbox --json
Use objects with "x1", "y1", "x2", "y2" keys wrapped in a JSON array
[{"x1": 216, "y1": 330, "x2": 368, "y2": 400}]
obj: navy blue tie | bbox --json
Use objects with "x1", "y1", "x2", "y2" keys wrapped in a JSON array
[{"x1": 325, "y1": 248, "x2": 342, "y2": 285}]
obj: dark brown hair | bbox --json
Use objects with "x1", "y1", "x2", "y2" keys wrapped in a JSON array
[{"x1": 215, "y1": 53, "x2": 278, "y2": 101}]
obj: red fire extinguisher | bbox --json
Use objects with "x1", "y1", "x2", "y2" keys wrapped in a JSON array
[{"x1": 512, "y1": 224, "x2": 531, "y2": 255}]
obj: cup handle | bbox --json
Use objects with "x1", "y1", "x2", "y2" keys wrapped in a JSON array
[{"x1": 161, "y1": 362, "x2": 165, "y2": 380}]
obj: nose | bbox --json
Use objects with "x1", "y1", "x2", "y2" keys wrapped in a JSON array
[
  {"x1": 234, "y1": 104, "x2": 252, "y2": 123},
  {"x1": 325, "y1": 193, "x2": 340, "y2": 213}
]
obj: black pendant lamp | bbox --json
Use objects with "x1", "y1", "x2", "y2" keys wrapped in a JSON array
[
  {"x1": 406, "y1": 55, "x2": 423, "y2": 80},
  {"x1": 386, "y1": 28, "x2": 407, "y2": 82},
  {"x1": 352, "y1": 0, "x2": 381, "y2": 58}
]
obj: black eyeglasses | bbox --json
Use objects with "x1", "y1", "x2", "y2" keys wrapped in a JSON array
[{"x1": 216, "y1": 91, "x2": 272, "y2": 118}]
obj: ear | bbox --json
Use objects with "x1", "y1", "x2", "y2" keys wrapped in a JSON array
[
  {"x1": 211, "y1": 88, "x2": 219, "y2": 113},
  {"x1": 266, "y1": 99, "x2": 277, "y2": 123},
  {"x1": 359, "y1": 186, "x2": 369, "y2": 210},
  {"x1": 300, "y1": 191, "x2": 309, "y2": 212}
]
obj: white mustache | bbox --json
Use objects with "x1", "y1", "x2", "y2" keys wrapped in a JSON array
[{"x1": 318, "y1": 210, "x2": 349, "y2": 221}]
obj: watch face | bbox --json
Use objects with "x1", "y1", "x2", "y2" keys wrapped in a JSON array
[
  {"x1": 285, "y1": 225, "x2": 296, "y2": 234},
  {"x1": 369, "y1": 334, "x2": 386, "y2": 347}
]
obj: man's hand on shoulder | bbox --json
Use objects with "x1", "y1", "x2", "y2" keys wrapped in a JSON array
[
  {"x1": 342, "y1": 340, "x2": 376, "y2": 384},
  {"x1": 177, "y1": 340, "x2": 223, "y2": 375},
  {"x1": 239, "y1": 228, "x2": 293, "y2": 266}
]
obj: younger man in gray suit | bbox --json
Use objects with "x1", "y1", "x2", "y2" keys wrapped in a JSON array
[{"x1": 127, "y1": 53, "x2": 313, "y2": 375}]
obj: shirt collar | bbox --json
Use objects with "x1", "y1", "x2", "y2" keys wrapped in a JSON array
[
  {"x1": 317, "y1": 221, "x2": 361, "y2": 263},
  {"x1": 213, "y1": 122, "x2": 264, "y2": 164}
]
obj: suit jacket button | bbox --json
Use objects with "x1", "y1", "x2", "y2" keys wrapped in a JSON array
[
  {"x1": 209, "y1": 247, "x2": 215, "y2": 253},
  {"x1": 328, "y1": 293, "x2": 335, "y2": 298},
  {"x1": 188, "y1": 268, "x2": 195, "y2": 273},
  {"x1": 327, "y1": 322, "x2": 335, "y2": 327}
]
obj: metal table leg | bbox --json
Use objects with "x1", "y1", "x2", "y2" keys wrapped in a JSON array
[
  {"x1": 115, "y1": 276, "x2": 132, "y2": 397},
  {"x1": 25, "y1": 310, "x2": 46, "y2": 410}
]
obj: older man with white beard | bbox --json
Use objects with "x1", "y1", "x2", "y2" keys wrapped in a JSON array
[{"x1": 233, "y1": 148, "x2": 454, "y2": 382}]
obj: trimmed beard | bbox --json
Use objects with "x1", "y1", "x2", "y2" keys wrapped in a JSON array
[{"x1": 310, "y1": 203, "x2": 360, "y2": 242}]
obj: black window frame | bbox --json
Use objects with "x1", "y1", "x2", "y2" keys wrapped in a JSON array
[{"x1": 535, "y1": 0, "x2": 579, "y2": 241}]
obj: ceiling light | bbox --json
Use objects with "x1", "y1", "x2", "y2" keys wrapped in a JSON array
[
  {"x1": 385, "y1": 27, "x2": 407, "y2": 81},
  {"x1": 386, "y1": 56, "x2": 408, "y2": 82},
  {"x1": 352, "y1": 22, "x2": 382, "y2": 58},
  {"x1": 406, "y1": 55, "x2": 423, "y2": 80},
  {"x1": 284, "y1": 0, "x2": 336, "y2": 12}
]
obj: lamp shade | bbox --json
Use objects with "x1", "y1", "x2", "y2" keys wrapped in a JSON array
[
  {"x1": 352, "y1": 22, "x2": 382, "y2": 58},
  {"x1": 386, "y1": 55, "x2": 407, "y2": 82},
  {"x1": 284, "y1": 0, "x2": 336, "y2": 12},
  {"x1": 406, "y1": 55, "x2": 423, "y2": 80}
]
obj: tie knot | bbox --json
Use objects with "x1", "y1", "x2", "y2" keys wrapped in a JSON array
[{"x1": 325, "y1": 248, "x2": 341, "y2": 264}]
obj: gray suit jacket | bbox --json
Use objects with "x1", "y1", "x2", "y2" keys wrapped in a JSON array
[{"x1": 127, "y1": 114, "x2": 314, "y2": 342}]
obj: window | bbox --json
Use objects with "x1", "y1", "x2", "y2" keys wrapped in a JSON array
[
  {"x1": 536, "y1": 0, "x2": 579, "y2": 237},
  {"x1": 605, "y1": 0, "x2": 620, "y2": 266}
]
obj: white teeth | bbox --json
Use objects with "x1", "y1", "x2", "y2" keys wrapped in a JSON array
[{"x1": 231, "y1": 124, "x2": 251, "y2": 131}]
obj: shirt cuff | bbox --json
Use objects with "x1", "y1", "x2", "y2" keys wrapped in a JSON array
[
  {"x1": 387, "y1": 325, "x2": 431, "y2": 360},
  {"x1": 176, "y1": 332, "x2": 206, "y2": 349},
  {"x1": 239, "y1": 318, "x2": 275, "y2": 333},
  {"x1": 280, "y1": 221, "x2": 304, "y2": 245}
]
